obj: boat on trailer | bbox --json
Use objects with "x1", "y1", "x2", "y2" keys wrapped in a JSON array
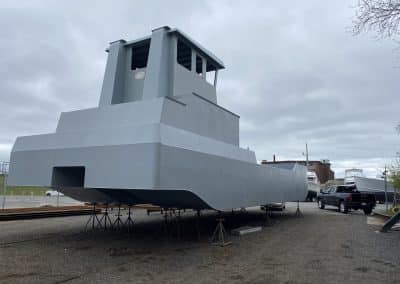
[
  {"x1": 8, "y1": 27, "x2": 307, "y2": 211},
  {"x1": 345, "y1": 169, "x2": 397, "y2": 203},
  {"x1": 306, "y1": 170, "x2": 320, "y2": 201}
]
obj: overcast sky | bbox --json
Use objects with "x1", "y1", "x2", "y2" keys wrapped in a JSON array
[{"x1": 0, "y1": 0, "x2": 399, "y2": 178}]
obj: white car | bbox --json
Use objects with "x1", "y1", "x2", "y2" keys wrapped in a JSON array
[{"x1": 45, "y1": 190, "x2": 64, "y2": 197}]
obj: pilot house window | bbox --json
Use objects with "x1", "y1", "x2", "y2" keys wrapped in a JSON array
[
  {"x1": 196, "y1": 55, "x2": 203, "y2": 75},
  {"x1": 177, "y1": 39, "x2": 192, "y2": 71},
  {"x1": 131, "y1": 41, "x2": 150, "y2": 70},
  {"x1": 206, "y1": 62, "x2": 216, "y2": 85}
]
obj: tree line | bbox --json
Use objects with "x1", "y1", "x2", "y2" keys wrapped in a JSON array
[{"x1": 352, "y1": 1, "x2": 400, "y2": 194}]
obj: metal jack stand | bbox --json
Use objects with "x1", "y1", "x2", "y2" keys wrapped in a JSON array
[
  {"x1": 175, "y1": 209, "x2": 182, "y2": 240},
  {"x1": 162, "y1": 209, "x2": 169, "y2": 236},
  {"x1": 98, "y1": 204, "x2": 113, "y2": 230},
  {"x1": 85, "y1": 203, "x2": 101, "y2": 230},
  {"x1": 196, "y1": 210, "x2": 201, "y2": 241},
  {"x1": 168, "y1": 209, "x2": 182, "y2": 240},
  {"x1": 124, "y1": 206, "x2": 134, "y2": 233},
  {"x1": 113, "y1": 204, "x2": 124, "y2": 230},
  {"x1": 263, "y1": 206, "x2": 272, "y2": 226},
  {"x1": 295, "y1": 200, "x2": 302, "y2": 217},
  {"x1": 210, "y1": 217, "x2": 231, "y2": 247}
]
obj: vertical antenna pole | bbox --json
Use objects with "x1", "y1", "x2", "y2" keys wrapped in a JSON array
[
  {"x1": 384, "y1": 164, "x2": 388, "y2": 212},
  {"x1": 305, "y1": 143, "x2": 309, "y2": 169},
  {"x1": 1, "y1": 162, "x2": 8, "y2": 210}
]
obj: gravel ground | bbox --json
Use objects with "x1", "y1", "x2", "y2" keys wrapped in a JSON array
[{"x1": 0, "y1": 202, "x2": 399, "y2": 284}]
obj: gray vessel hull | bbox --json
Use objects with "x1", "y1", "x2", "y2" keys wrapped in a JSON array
[
  {"x1": 8, "y1": 27, "x2": 308, "y2": 210},
  {"x1": 9, "y1": 103, "x2": 307, "y2": 210}
]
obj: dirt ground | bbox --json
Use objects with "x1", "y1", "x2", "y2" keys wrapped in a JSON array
[{"x1": 0, "y1": 202, "x2": 399, "y2": 284}]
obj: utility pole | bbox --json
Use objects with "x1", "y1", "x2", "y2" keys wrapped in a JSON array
[
  {"x1": 305, "y1": 143, "x2": 309, "y2": 169},
  {"x1": 384, "y1": 165, "x2": 388, "y2": 212},
  {"x1": 1, "y1": 162, "x2": 9, "y2": 210},
  {"x1": 2, "y1": 174, "x2": 7, "y2": 210}
]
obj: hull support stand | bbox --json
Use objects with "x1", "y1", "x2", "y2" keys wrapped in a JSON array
[
  {"x1": 176, "y1": 209, "x2": 181, "y2": 240},
  {"x1": 295, "y1": 200, "x2": 302, "y2": 217},
  {"x1": 85, "y1": 203, "x2": 101, "y2": 230},
  {"x1": 196, "y1": 209, "x2": 201, "y2": 241},
  {"x1": 210, "y1": 215, "x2": 231, "y2": 247},
  {"x1": 113, "y1": 204, "x2": 123, "y2": 230},
  {"x1": 98, "y1": 204, "x2": 113, "y2": 230},
  {"x1": 263, "y1": 205, "x2": 272, "y2": 226},
  {"x1": 124, "y1": 206, "x2": 134, "y2": 233},
  {"x1": 161, "y1": 208, "x2": 170, "y2": 237}
]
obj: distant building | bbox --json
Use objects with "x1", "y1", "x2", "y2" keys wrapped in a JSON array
[{"x1": 261, "y1": 159, "x2": 334, "y2": 184}]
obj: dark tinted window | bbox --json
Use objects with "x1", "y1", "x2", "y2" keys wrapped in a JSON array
[
  {"x1": 206, "y1": 62, "x2": 216, "y2": 85},
  {"x1": 177, "y1": 39, "x2": 192, "y2": 71},
  {"x1": 196, "y1": 55, "x2": 203, "y2": 74},
  {"x1": 131, "y1": 41, "x2": 150, "y2": 70},
  {"x1": 337, "y1": 185, "x2": 357, "y2": 193}
]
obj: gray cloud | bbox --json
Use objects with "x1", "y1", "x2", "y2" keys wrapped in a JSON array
[{"x1": 0, "y1": 0, "x2": 398, "y2": 177}]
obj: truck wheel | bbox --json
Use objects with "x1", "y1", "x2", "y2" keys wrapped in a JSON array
[
  {"x1": 318, "y1": 199, "x2": 325, "y2": 209},
  {"x1": 363, "y1": 207, "x2": 372, "y2": 215},
  {"x1": 339, "y1": 201, "x2": 348, "y2": 214}
]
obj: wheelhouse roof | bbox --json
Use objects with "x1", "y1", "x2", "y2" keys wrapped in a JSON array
[
  {"x1": 168, "y1": 28, "x2": 224, "y2": 69},
  {"x1": 120, "y1": 27, "x2": 225, "y2": 70}
]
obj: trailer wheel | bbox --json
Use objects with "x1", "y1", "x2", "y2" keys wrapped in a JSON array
[
  {"x1": 363, "y1": 207, "x2": 372, "y2": 215},
  {"x1": 318, "y1": 199, "x2": 325, "y2": 209},
  {"x1": 339, "y1": 201, "x2": 348, "y2": 214}
]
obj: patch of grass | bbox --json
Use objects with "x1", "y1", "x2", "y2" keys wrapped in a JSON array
[
  {"x1": 386, "y1": 206, "x2": 400, "y2": 216},
  {"x1": 0, "y1": 175, "x2": 49, "y2": 196}
]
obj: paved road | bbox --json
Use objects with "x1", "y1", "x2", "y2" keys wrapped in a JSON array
[
  {"x1": 1, "y1": 196, "x2": 82, "y2": 209},
  {"x1": 0, "y1": 202, "x2": 399, "y2": 283}
]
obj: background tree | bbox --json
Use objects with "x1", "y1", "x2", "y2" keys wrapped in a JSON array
[
  {"x1": 391, "y1": 155, "x2": 400, "y2": 189},
  {"x1": 352, "y1": 0, "x2": 400, "y2": 38},
  {"x1": 394, "y1": 124, "x2": 400, "y2": 191},
  {"x1": 390, "y1": 125, "x2": 400, "y2": 205},
  {"x1": 353, "y1": 2, "x2": 400, "y2": 204}
]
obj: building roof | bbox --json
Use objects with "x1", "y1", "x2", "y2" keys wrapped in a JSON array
[{"x1": 262, "y1": 160, "x2": 331, "y2": 165}]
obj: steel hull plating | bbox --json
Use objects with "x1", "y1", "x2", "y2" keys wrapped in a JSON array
[{"x1": 9, "y1": 140, "x2": 307, "y2": 210}]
